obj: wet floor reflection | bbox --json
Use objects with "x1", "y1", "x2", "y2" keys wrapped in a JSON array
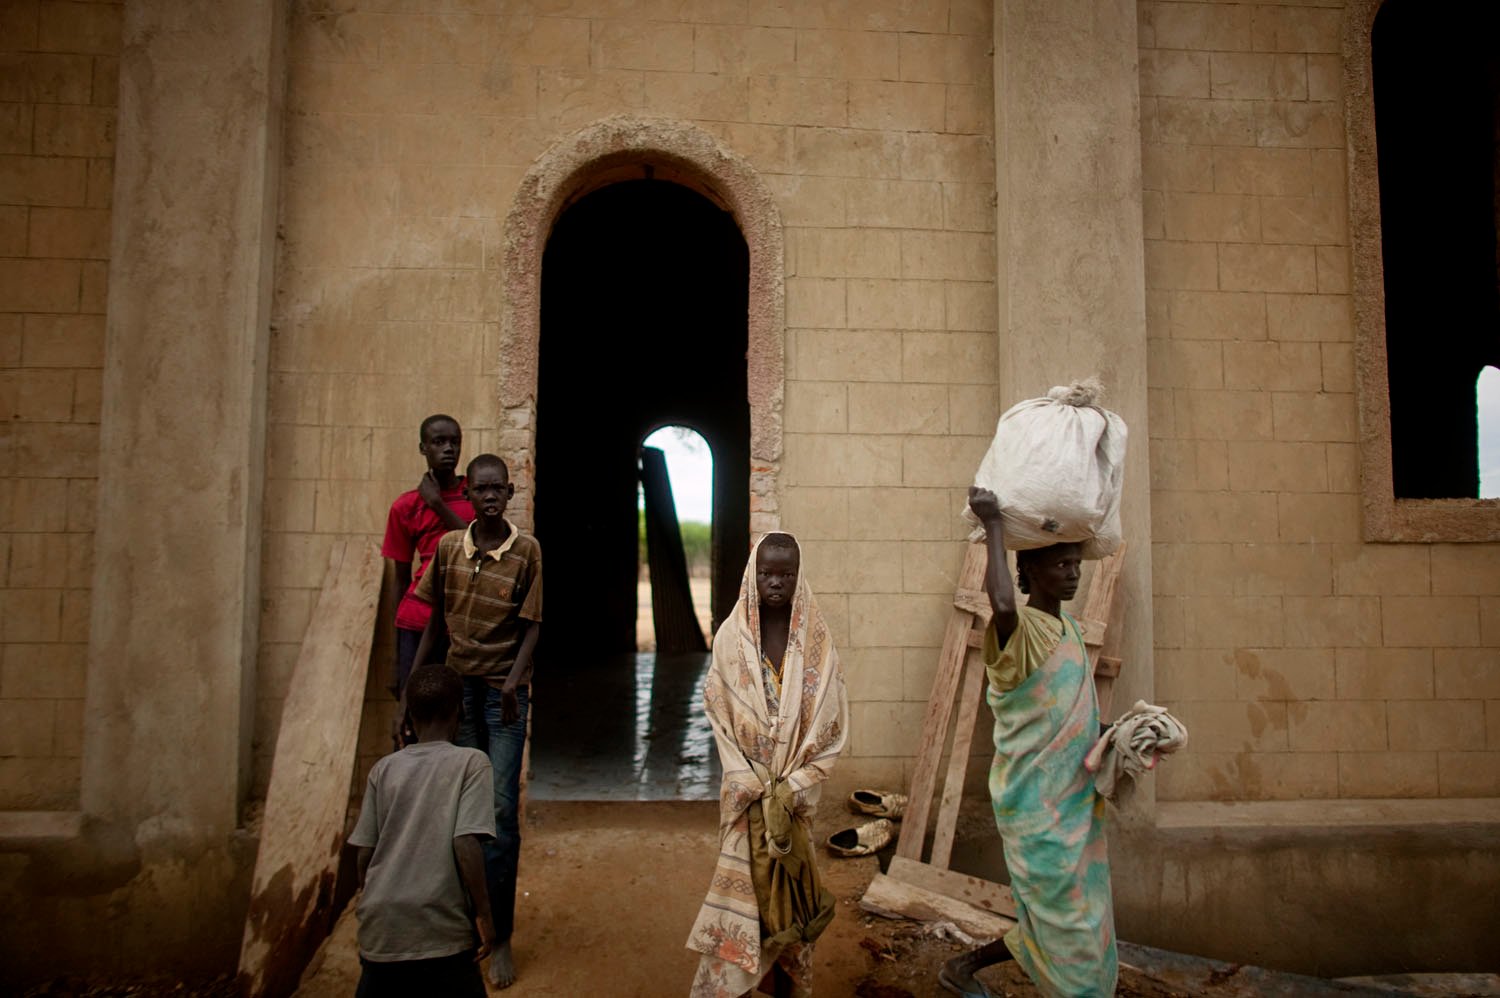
[{"x1": 529, "y1": 652, "x2": 721, "y2": 801}]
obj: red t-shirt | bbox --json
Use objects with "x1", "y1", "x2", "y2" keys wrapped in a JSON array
[{"x1": 381, "y1": 479, "x2": 475, "y2": 632}]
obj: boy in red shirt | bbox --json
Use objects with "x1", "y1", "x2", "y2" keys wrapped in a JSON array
[{"x1": 381, "y1": 414, "x2": 474, "y2": 698}]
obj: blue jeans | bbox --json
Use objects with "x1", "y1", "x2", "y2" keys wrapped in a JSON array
[{"x1": 457, "y1": 679, "x2": 527, "y2": 944}]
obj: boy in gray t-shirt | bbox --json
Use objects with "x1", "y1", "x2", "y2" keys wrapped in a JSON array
[{"x1": 349, "y1": 665, "x2": 495, "y2": 997}]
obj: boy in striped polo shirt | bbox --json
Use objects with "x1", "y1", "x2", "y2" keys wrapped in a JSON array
[{"x1": 413, "y1": 453, "x2": 540, "y2": 991}]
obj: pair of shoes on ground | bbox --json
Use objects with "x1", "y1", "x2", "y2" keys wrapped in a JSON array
[{"x1": 825, "y1": 789, "x2": 908, "y2": 856}]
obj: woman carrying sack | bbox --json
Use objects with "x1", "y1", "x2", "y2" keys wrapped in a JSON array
[{"x1": 940, "y1": 486, "x2": 1117, "y2": 998}]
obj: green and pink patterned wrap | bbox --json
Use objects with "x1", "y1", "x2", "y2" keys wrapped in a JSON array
[{"x1": 988, "y1": 611, "x2": 1118, "y2": 997}]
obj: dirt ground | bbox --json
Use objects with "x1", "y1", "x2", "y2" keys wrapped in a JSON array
[
  {"x1": 27, "y1": 799, "x2": 1486, "y2": 996},
  {"x1": 289, "y1": 799, "x2": 1192, "y2": 998},
  {"x1": 27, "y1": 575, "x2": 1465, "y2": 998}
]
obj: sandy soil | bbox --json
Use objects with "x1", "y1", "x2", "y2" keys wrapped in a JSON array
[
  {"x1": 290, "y1": 799, "x2": 1192, "y2": 998},
  {"x1": 26, "y1": 574, "x2": 1410, "y2": 998},
  {"x1": 28, "y1": 800, "x2": 1444, "y2": 997}
]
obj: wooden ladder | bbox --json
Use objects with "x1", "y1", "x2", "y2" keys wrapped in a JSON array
[{"x1": 859, "y1": 542, "x2": 1126, "y2": 937}]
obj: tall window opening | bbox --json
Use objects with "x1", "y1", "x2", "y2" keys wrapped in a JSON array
[{"x1": 1371, "y1": 1, "x2": 1500, "y2": 498}]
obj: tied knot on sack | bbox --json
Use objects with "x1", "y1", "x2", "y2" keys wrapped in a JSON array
[{"x1": 1045, "y1": 377, "x2": 1105, "y2": 408}]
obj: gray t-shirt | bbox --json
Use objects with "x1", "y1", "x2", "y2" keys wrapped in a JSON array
[{"x1": 349, "y1": 740, "x2": 494, "y2": 962}]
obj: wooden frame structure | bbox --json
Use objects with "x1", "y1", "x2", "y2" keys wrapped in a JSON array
[{"x1": 860, "y1": 542, "x2": 1127, "y2": 934}]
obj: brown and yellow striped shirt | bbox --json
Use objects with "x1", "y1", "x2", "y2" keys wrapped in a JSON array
[{"x1": 414, "y1": 520, "x2": 542, "y2": 686}]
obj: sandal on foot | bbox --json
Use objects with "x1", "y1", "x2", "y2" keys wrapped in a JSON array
[{"x1": 938, "y1": 963, "x2": 995, "y2": 998}]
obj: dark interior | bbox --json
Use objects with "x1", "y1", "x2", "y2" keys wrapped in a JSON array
[
  {"x1": 534, "y1": 177, "x2": 749, "y2": 655},
  {"x1": 1371, "y1": 1, "x2": 1500, "y2": 498},
  {"x1": 529, "y1": 178, "x2": 748, "y2": 799}
]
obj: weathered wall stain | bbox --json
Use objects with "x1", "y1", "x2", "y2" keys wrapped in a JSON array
[{"x1": 236, "y1": 832, "x2": 342, "y2": 998}]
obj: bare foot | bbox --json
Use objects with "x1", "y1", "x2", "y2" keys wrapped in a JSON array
[{"x1": 487, "y1": 940, "x2": 516, "y2": 989}]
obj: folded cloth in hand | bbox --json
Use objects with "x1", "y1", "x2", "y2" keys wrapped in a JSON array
[{"x1": 1084, "y1": 700, "x2": 1188, "y2": 804}]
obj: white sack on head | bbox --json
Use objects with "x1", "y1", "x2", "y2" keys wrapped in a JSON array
[{"x1": 963, "y1": 378, "x2": 1127, "y2": 560}]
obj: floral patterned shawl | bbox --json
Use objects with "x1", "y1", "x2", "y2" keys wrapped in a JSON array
[{"x1": 686, "y1": 534, "x2": 848, "y2": 996}]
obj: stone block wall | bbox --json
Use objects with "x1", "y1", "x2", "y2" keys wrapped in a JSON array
[
  {"x1": 7, "y1": 0, "x2": 1492, "y2": 816},
  {"x1": 262, "y1": 0, "x2": 998, "y2": 796},
  {"x1": 1139, "y1": 0, "x2": 1500, "y2": 801},
  {"x1": 0, "y1": 0, "x2": 120, "y2": 810}
]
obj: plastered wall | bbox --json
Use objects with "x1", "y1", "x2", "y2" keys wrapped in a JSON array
[
  {"x1": 0, "y1": 0, "x2": 120, "y2": 810},
  {"x1": 1139, "y1": 0, "x2": 1500, "y2": 801},
  {"x1": 5, "y1": 0, "x2": 1494, "y2": 818},
  {"x1": 0, "y1": 0, "x2": 1496, "y2": 986},
  {"x1": 262, "y1": 0, "x2": 999, "y2": 796}
]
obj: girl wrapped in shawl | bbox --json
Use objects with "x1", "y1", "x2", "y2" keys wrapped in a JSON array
[
  {"x1": 687, "y1": 533, "x2": 849, "y2": 998},
  {"x1": 940, "y1": 488, "x2": 1117, "y2": 998}
]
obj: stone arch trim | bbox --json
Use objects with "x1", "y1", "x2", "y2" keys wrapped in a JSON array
[{"x1": 497, "y1": 115, "x2": 784, "y2": 535}]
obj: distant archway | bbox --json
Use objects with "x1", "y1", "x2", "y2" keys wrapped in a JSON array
[{"x1": 637, "y1": 425, "x2": 715, "y2": 654}]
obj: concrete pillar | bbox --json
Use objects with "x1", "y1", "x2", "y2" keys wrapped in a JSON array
[
  {"x1": 75, "y1": 0, "x2": 285, "y2": 973},
  {"x1": 991, "y1": 0, "x2": 1154, "y2": 793}
]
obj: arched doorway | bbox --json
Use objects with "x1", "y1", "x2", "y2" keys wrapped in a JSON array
[{"x1": 528, "y1": 178, "x2": 749, "y2": 800}]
